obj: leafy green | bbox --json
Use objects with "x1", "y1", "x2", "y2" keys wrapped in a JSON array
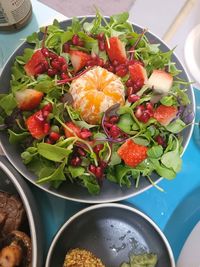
[
  {"x1": 8, "y1": 130, "x2": 30, "y2": 144},
  {"x1": 0, "y1": 94, "x2": 17, "y2": 115}
]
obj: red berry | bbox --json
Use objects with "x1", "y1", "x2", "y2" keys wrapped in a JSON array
[
  {"x1": 138, "y1": 111, "x2": 151, "y2": 123},
  {"x1": 47, "y1": 68, "x2": 57, "y2": 77},
  {"x1": 41, "y1": 48, "x2": 49, "y2": 57},
  {"x1": 110, "y1": 125, "x2": 120, "y2": 138},
  {"x1": 51, "y1": 59, "x2": 61, "y2": 70},
  {"x1": 95, "y1": 166, "x2": 103, "y2": 178},
  {"x1": 70, "y1": 156, "x2": 82, "y2": 166},
  {"x1": 60, "y1": 73, "x2": 69, "y2": 80},
  {"x1": 79, "y1": 128, "x2": 92, "y2": 139},
  {"x1": 63, "y1": 42, "x2": 70, "y2": 53},
  {"x1": 60, "y1": 64, "x2": 68, "y2": 72},
  {"x1": 49, "y1": 131, "x2": 60, "y2": 142},
  {"x1": 93, "y1": 144, "x2": 104, "y2": 155},
  {"x1": 49, "y1": 52, "x2": 58, "y2": 59},
  {"x1": 89, "y1": 164, "x2": 96, "y2": 175},
  {"x1": 57, "y1": 56, "x2": 66, "y2": 65},
  {"x1": 44, "y1": 123, "x2": 50, "y2": 134},
  {"x1": 72, "y1": 34, "x2": 80, "y2": 45},
  {"x1": 109, "y1": 115, "x2": 119, "y2": 124},
  {"x1": 128, "y1": 94, "x2": 140, "y2": 103}
]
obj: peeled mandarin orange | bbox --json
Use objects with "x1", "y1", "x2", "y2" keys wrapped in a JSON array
[{"x1": 70, "y1": 66, "x2": 125, "y2": 124}]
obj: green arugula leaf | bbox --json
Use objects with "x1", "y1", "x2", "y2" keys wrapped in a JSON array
[
  {"x1": 110, "y1": 12, "x2": 129, "y2": 24},
  {"x1": 37, "y1": 143, "x2": 72, "y2": 162},
  {"x1": 0, "y1": 94, "x2": 17, "y2": 115}
]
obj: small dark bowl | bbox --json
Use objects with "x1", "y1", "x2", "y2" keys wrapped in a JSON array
[
  {"x1": 0, "y1": 17, "x2": 195, "y2": 203},
  {"x1": 45, "y1": 203, "x2": 175, "y2": 267},
  {"x1": 0, "y1": 156, "x2": 43, "y2": 267}
]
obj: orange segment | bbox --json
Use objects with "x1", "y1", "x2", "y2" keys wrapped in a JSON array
[{"x1": 70, "y1": 66, "x2": 125, "y2": 124}]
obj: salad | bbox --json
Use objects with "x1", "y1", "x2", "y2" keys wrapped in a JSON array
[{"x1": 0, "y1": 11, "x2": 193, "y2": 195}]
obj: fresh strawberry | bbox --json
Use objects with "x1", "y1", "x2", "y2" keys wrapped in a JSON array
[
  {"x1": 129, "y1": 63, "x2": 147, "y2": 88},
  {"x1": 24, "y1": 50, "x2": 48, "y2": 76},
  {"x1": 105, "y1": 37, "x2": 127, "y2": 64},
  {"x1": 64, "y1": 122, "x2": 82, "y2": 138},
  {"x1": 26, "y1": 110, "x2": 49, "y2": 139},
  {"x1": 118, "y1": 139, "x2": 148, "y2": 167},
  {"x1": 146, "y1": 70, "x2": 173, "y2": 94},
  {"x1": 153, "y1": 105, "x2": 178, "y2": 126},
  {"x1": 69, "y1": 50, "x2": 91, "y2": 72},
  {"x1": 15, "y1": 89, "x2": 44, "y2": 111}
]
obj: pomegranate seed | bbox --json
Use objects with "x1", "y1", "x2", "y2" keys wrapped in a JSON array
[
  {"x1": 43, "y1": 103, "x2": 53, "y2": 112},
  {"x1": 60, "y1": 73, "x2": 69, "y2": 80},
  {"x1": 43, "y1": 110, "x2": 49, "y2": 119},
  {"x1": 98, "y1": 40, "x2": 105, "y2": 51},
  {"x1": 63, "y1": 42, "x2": 70, "y2": 53},
  {"x1": 49, "y1": 52, "x2": 58, "y2": 59},
  {"x1": 44, "y1": 123, "x2": 50, "y2": 134},
  {"x1": 78, "y1": 40, "x2": 84, "y2": 47},
  {"x1": 57, "y1": 56, "x2": 66, "y2": 65},
  {"x1": 107, "y1": 65, "x2": 114, "y2": 72},
  {"x1": 43, "y1": 61, "x2": 49, "y2": 71},
  {"x1": 112, "y1": 60, "x2": 119, "y2": 66},
  {"x1": 93, "y1": 144, "x2": 104, "y2": 155},
  {"x1": 135, "y1": 105, "x2": 145, "y2": 119},
  {"x1": 45, "y1": 138, "x2": 53, "y2": 144},
  {"x1": 72, "y1": 34, "x2": 80, "y2": 45},
  {"x1": 41, "y1": 48, "x2": 49, "y2": 57},
  {"x1": 80, "y1": 129, "x2": 92, "y2": 139},
  {"x1": 128, "y1": 94, "x2": 140, "y2": 103},
  {"x1": 70, "y1": 156, "x2": 82, "y2": 166},
  {"x1": 116, "y1": 67, "x2": 128, "y2": 77},
  {"x1": 155, "y1": 135, "x2": 166, "y2": 147},
  {"x1": 110, "y1": 125, "x2": 120, "y2": 138},
  {"x1": 127, "y1": 87, "x2": 134, "y2": 96},
  {"x1": 97, "y1": 58, "x2": 104, "y2": 67},
  {"x1": 104, "y1": 122, "x2": 113, "y2": 128},
  {"x1": 146, "y1": 102, "x2": 154, "y2": 115},
  {"x1": 95, "y1": 166, "x2": 103, "y2": 178},
  {"x1": 34, "y1": 64, "x2": 45, "y2": 75},
  {"x1": 49, "y1": 131, "x2": 60, "y2": 142},
  {"x1": 126, "y1": 79, "x2": 133, "y2": 87},
  {"x1": 138, "y1": 111, "x2": 151, "y2": 123},
  {"x1": 97, "y1": 32, "x2": 104, "y2": 40},
  {"x1": 60, "y1": 64, "x2": 68, "y2": 72},
  {"x1": 133, "y1": 80, "x2": 143, "y2": 91},
  {"x1": 89, "y1": 164, "x2": 96, "y2": 175},
  {"x1": 109, "y1": 116, "x2": 119, "y2": 124},
  {"x1": 100, "y1": 161, "x2": 107, "y2": 169},
  {"x1": 127, "y1": 59, "x2": 136, "y2": 66},
  {"x1": 35, "y1": 111, "x2": 44, "y2": 122},
  {"x1": 51, "y1": 59, "x2": 61, "y2": 70},
  {"x1": 47, "y1": 68, "x2": 57, "y2": 77},
  {"x1": 77, "y1": 147, "x2": 86, "y2": 156}
]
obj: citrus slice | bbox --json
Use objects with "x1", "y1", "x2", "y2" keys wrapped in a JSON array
[{"x1": 69, "y1": 66, "x2": 125, "y2": 124}]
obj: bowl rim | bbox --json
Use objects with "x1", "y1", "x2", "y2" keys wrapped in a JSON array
[
  {"x1": 0, "y1": 16, "x2": 195, "y2": 203},
  {"x1": 0, "y1": 156, "x2": 42, "y2": 267},
  {"x1": 45, "y1": 202, "x2": 176, "y2": 267}
]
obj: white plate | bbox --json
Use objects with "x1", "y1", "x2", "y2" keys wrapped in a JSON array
[
  {"x1": 184, "y1": 24, "x2": 200, "y2": 87},
  {"x1": 177, "y1": 221, "x2": 200, "y2": 267}
]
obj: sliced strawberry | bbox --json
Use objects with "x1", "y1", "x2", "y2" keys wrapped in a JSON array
[
  {"x1": 146, "y1": 70, "x2": 173, "y2": 94},
  {"x1": 64, "y1": 122, "x2": 82, "y2": 138},
  {"x1": 26, "y1": 110, "x2": 49, "y2": 139},
  {"x1": 15, "y1": 89, "x2": 44, "y2": 111},
  {"x1": 69, "y1": 50, "x2": 91, "y2": 73},
  {"x1": 118, "y1": 139, "x2": 148, "y2": 167},
  {"x1": 24, "y1": 50, "x2": 48, "y2": 76},
  {"x1": 105, "y1": 37, "x2": 127, "y2": 64},
  {"x1": 153, "y1": 105, "x2": 178, "y2": 126},
  {"x1": 129, "y1": 63, "x2": 148, "y2": 88}
]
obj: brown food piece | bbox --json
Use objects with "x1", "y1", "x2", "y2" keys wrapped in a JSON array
[
  {"x1": 63, "y1": 248, "x2": 105, "y2": 267},
  {"x1": 0, "y1": 244, "x2": 23, "y2": 267},
  {"x1": 0, "y1": 192, "x2": 25, "y2": 237},
  {"x1": 0, "y1": 213, "x2": 6, "y2": 232}
]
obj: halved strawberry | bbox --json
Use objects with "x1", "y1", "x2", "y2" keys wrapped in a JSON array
[
  {"x1": 153, "y1": 105, "x2": 178, "y2": 126},
  {"x1": 118, "y1": 139, "x2": 148, "y2": 167},
  {"x1": 64, "y1": 122, "x2": 82, "y2": 138},
  {"x1": 69, "y1": 50, "x2": 91, "y2": 73},
  {"x1": 146, "y1": 70, "x2": 173, "y2": 94},
  {"x1": 15, "y1": 89, "x2": 44, "y2": 111},
  {"x1": 24, "y1": 50, "x2": 48, "y2": 76},
  {"x1": 105, "y1": 37, "x2": 127, "y2": 64},
  {"x1": 26, "y1": 110, "x2": 49, "y2": 139},
  {"x1": 129, "y1": 63, "x2": 148, "y2": 87}
]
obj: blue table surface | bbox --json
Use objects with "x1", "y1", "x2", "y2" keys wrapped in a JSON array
[{"x1": 1, "y1": 10, "x2": 200, "y2": 263}]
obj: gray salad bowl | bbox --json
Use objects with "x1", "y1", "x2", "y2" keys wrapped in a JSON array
[
  {"x1": 0, "y1": 156, "x2": 43, "y2": 267},
  {"x1": 45, "y1": 203, "x2": 176, "y2": 267},
  {"x1": 0, "y1": 17, "x2": 195, "y2": 203}
]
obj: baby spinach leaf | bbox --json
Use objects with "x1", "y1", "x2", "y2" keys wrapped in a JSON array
[
  {"x1": 147, "y1": 145, "x2": 163, "y2": 159},
  {"x1": 8, "y1": 130, "x2": 30, "y2": 144},
  {"x1": 117, "y1": 113, "x2": 134, "y2": 133},
  {"x1": 68, "y1": 166, "x2": 85, "y2": 178},
  {"x1": 0, "y1": 94, "x2": 17, "y2": 115},
  {"x1": 80, "y1": 175, "x2": 100, "y2": 195},
  {"x1": 37, "y1": 143, "x2": 72, "y2": 162}
]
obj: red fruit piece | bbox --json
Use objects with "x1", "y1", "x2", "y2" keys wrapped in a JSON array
[
  {"x1": 15, "y1": 89, "x2": 44, "y2": 111},
  {"x1": 153, "y1": 105, "x2": 178, "y2": 126},
  {"x1": 118, "y1": 139, "x2": 148, "y2": 167},
  {"x1": 129, "y1": 63, "x2": 147, "y2": 90},
  {"x1": 24, "y1": 50, "x2": 48, "y2": 76},
  {"x1": 64, "y1": 122, "x2": 82, "y2": 138},
  {"x1": 26, "y1": 110, "x2": 49, "y2": 139},
  {"x1": 69, "y1": 50, "x2": 91, "y2": 72},
  {"x1": 105, "y1": 37, "x2": 127, "y2": 64}
]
